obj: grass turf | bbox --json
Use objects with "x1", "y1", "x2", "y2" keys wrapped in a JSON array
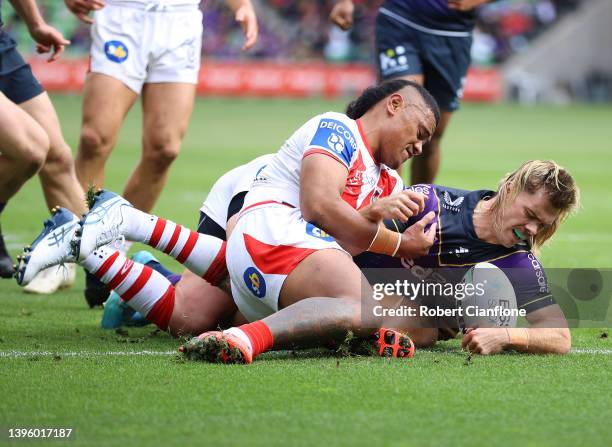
[{"x1": 1, "y1": 96, "x2": 611, "y2": 446}]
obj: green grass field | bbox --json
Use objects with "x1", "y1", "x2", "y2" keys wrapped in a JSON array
[{"x1": 1, "y1": 96, "x2": 611, "y2": 446}]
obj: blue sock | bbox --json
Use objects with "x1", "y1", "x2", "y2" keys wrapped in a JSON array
[{"x1": 146, "y1": 260, "x2": 181, "y2": 285}]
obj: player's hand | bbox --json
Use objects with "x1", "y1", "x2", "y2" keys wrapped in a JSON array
[
  {"x1": 396, "y1": 211, "x2": 437, "y2": 258},
  {"x1": 362, "y1": 190, "x2": 425, "y2": 223},
  {"x1": 461, "y1": 328, "x2": 509, "y2": 355},
  {"x1": 29, "y1": 24, "x2": 70, "y2": 62},
  {"x1": 329, "y1": 0, "x2": 355, "y2": 31},
  {"x1": 447, "y1": 0, "x2": 489, "y2": 12},
  {"x1": 234, "y1": 3, "x2": 258, "y2": 51},
  {"x1": 64, "y1": 0, "x2": 105, "y2": 25}
]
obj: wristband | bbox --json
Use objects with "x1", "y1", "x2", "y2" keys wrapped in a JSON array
[{"x1": 368, "y1": 224, "x2": 402, "y2": 256}]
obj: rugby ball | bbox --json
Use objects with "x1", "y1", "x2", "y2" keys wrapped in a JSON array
[{"x1": 457, "y1": 262, "x2": 519, "y2": 329}]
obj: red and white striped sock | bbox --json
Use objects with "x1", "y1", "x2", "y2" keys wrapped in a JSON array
[
  {"x1": 121, "y1": 208, "x2": 227, "y2": 285},
  {"x1": 82, "y1": 246, "x2": 175, "y2": 330}
]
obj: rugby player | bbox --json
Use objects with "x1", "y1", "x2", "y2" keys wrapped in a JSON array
[
  {"x1": 330, "y1": 0, "x2": 492, "y2": 184},
  {"x1": 104, "y1": 158, "x2": 580, "y2": 358},
  {"x1": 15, "y1": 80, "x2": 440, "y2": 358},
  {"x1": 183, "y1": 160, "x2": 579, "y2": 359},
  {"x1": 0, "y1": 0, "x2": 87, "y2": 291},
  {"x1": 63, "y1": 0, "x2": 258, "y2": 306},
  {"x1": 354, "y1": 160, "x2": 579, "y2": 355}
]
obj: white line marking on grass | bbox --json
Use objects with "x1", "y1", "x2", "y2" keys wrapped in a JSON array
[
  {"x1": 0, "y1": 350, "x2": 176, "y2": 358},
  {"x1": 1, "y1": 348, "x2": 611, "y2": 358},
  {"x1": 571, "y1": 348, "x2": 612, "y2": 354}
]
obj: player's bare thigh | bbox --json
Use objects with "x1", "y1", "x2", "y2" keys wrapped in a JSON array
[
  {"x1": 141, "y1": 82, "x2": 196, "y2": 146},
  {"x1": 279, "y1": 248, "x2": 368, "y2": 308},
  {"x1": 80, "y1": 73, "x2": 138, "y2": 151},
  {"x1": 169, "y1": 269, "x2": 238, "y2": 337}
]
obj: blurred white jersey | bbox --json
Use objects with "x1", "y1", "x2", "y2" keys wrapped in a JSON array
[
  {"x1": 200, "y1": 154, "x2": 275, "y2": 229},
  {"x1": 106, "y1": 0, "x2": 200, "y2": 6},
  {"x1": 244, "y1": 112, "x2": 404, "y2": 210}
]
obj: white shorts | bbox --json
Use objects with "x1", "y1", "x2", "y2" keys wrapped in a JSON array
[
  {"x1": 90, "y1": 2, "x2": 203, "y2": 93},
  {"x1": 226, "y1": 202, "x2": 346, "y2": 322}
]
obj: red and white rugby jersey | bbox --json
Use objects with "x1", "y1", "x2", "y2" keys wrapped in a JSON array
[{"x1": 244, "y1": 112, "x2": 404, "y2": 210}]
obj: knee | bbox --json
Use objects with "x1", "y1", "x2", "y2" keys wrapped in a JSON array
[
  {"x1": 41, "y1": 142, "x2": 75, "y2": 175},
  {"x1": 14, "y1": 131, "x2": 49, "y2": 176},
  {"x1": 143, "y1": 135, "x2": 180, "y2": 172},
  {"x1": 78, "y1": 126, "x2": 111, "y2": 161}
]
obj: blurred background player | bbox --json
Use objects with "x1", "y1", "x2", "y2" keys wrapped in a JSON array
[
  {"x1": 330, "y1": 0, "x2": 491, "y2": 184},
  {"x1": 0, "y1": 0, "x2": 87, "y2": 292},
  {"x1": 64, "y1": 0, "x2": 258, "y2": 307}
]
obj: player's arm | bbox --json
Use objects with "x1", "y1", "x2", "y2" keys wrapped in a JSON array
[
  {"x1": 330, "y1": 0, "x2": 355, "y2": 31},
  {"x1": 64, "y1": 0, "x2": 105, "y2": 25},
  {"x1": 300, "y1": 154, "x2": 435, "y2": 257},
  {"x1": 359, "y1": 190, "x2": 425, "y2": 224},
  {"x1": 461, "y1": 305, "x2": 571, "y2": 355},
  {"x1": 223, "y1": 0, "x2": 258, "y2": 50},
  {"x1": 9, "y1": 0, "x2": 70, "y2": 62}
]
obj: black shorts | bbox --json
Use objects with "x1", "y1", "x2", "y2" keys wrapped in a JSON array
[
  {"x1": 0, "y1": 32, "x2": 44, "y2": 104},
  {"x1": 196, "y1": 191, "x2": 247, "y2": 240},
  {"x1": 375, "y1": 12, "x2": 472, "y2": 111}
]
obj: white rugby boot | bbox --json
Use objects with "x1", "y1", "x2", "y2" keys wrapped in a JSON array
[
  {"x1": 15, "y1": 207, "x2": 78, "y2": 287},
  {"x1": 73, "y1": 190, "x2": 134, "y2": 262}
]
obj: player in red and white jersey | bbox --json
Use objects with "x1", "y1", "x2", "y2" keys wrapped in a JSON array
[
  {"x1": 245, "y1": 112, "x2": 403, "y2": 211},
  {"x1": 16, "y1": 81, "x2": 440, "y2": 361}
]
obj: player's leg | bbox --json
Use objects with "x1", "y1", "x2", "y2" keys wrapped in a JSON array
[
  {"x1": 182, "y1": 206, "x2": 396, "y2": 363},
  {"x1": 0, "y1": 91, "x2": 49, "y2": 204},
  {"x1": 122, "y1": 82, "x2": 195, "y2": 211},
  {"x1": 375, "y1": 12, "x2": 425, "y2": 180},
  {"x1": 0, "y1": 91, "x2": 49, "y2": 277},
  {"x1": 169, "y1": 269, "x2": 237, "y2": 336},
  {"x1": 408, "y1": 109, "x2": 452, "y2": 185},
  {"x1": 76, "y1": 190, "x2": 228, "y2": 285},
  {"x1": 74, "y1": 73, "x2": 138, "y2": 191},
  {"x1": 182, "y1": 252, "x2": 370, "y2": 363},
  {"x1": 19, "y1": 92, "x2": 87, "y2": 216},
  {"x1": 409, "y1": 32, "x2": 472, "y2": 184}
]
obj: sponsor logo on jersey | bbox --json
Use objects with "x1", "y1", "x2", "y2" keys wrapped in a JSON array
[
  {"x1": 310, "y1": 119, "x2": 358, "y2": 166},
  {"x1": 452, "y1": 247, "x2": 469, "y2": 256},
  {"x1": 528, "y1": 253, "x2": 548, "y2": 293},
  {"x1": 327, "y1": 133, "x2": 345, "y2": 154},
  {"x1": 243, "y1": 266, "x2": 266, "y2": 298},
  {"x1": 104, "y1": 40, "x2": 129, "y2": 63},
  {"x1": 442, "y1": 191, "x2": 464, "y2": 213},
  {"x1": 379, "y1": 46, "x2": 409, "y2": 76},
  {"x1": 407, "y1": 184, "x2": 431, "y2": 196},
  {"x1": 400, "y1": 257, "x2": 448, "y2": 284},
  {"x1": 306, "y1": 223, "x2": 334, "y2": 241}
]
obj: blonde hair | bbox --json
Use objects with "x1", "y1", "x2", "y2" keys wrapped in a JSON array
[{"x1": 489, "y1": 160, "x2": 580, "y2": 251}]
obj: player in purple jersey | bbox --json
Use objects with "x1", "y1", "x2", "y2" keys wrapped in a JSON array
[
  {"x1": 101, "y1": 160, "x2": 580, "y2": 358},
  {"x1": 355, "y1": 160, "x2": 580, "y2": 355},
  {"x1": 331, "y1": 0, "x2": 491, "y2": 184}
]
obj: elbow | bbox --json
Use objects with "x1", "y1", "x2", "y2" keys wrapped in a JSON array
[{"x1": 301, "y1": 197, "x2": 330, "y2": 226}]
